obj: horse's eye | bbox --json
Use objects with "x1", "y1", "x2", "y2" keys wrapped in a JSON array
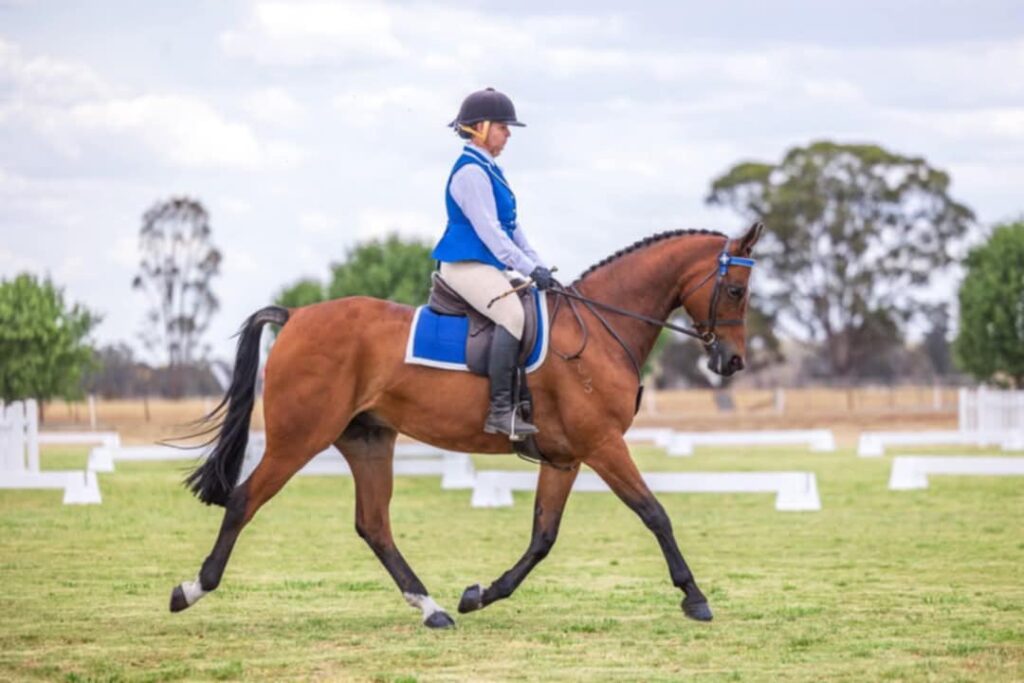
[{"x1": 727, "y1": 285, "x2": 746, "y2": 300}]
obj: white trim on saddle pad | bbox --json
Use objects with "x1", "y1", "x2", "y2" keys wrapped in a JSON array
[{"x1": 404, "y1": 293, "x2": 550, "y2": 374}]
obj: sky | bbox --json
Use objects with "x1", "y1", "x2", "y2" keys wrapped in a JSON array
[{"x1": 1, "y1": 0, "x2": 1022, "y2": 362}]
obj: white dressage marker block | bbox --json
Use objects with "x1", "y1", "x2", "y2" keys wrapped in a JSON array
[
  {"x1": 858, "y1": 431, "x2": 1023, "y2": 457},
  {"x1": 666, "y1": 430, "x2": 836, "y2": 457},
  {"x1": 889, "y1": 456, "x2": 1024, "y2": 490},
  {"x1": 40, "y1": 431, "x2": 121, "y2": 448},
  {"x1": 471, "y1": 470, "x2": 820, "y2": 511},
  {"x1": 0, "y1": 470, "x2": 102, "y2": 504},
  {"x1": 294, "y1": 451, "x2": 475, "y2": 489},
  {"x1": 88, "y1": 445, "x2": 202, "y2": 472},
  {"x1": 624, "y1": 428, "x2": 676, "y2": 449},
  {"x1": 2, "y1": 401, "x2": 101, "y2": 505}
]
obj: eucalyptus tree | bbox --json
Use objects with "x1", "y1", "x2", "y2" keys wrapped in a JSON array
[
  {"x1": 707, "y1": 141, "x2": 974, "y2": 377},
  {"x1": 132, "y1": 197, "x2": 221, "y2": 395}
]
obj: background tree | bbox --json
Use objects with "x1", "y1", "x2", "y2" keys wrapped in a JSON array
[
  {"x1": 83, "y1": 343, "x2": 148, "y2": 398},
  {"x1": 707, "y1": 141, "x2": 974, "y2": 377},
  {"x1": 132, "y1": 197, "x2": 222, "y2": 396},
  {"x1": 327, "y1": 234, "x2": 434, "y2": 305},
  {"x1": 0, "y1": 274, "x2": 99, "y2": 407},
  {"x1": 953, "y1": 220, "x2": 1024, "y2": 387},
  {"x1": 920, "y1": 304, "x2": 955, "y2": 378},
  {"x1": 274, "y1": 278, "x2": 325, "y2": 308}
]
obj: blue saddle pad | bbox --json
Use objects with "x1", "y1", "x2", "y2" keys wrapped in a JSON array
[{"x1": 404, "y1": 290, "x2": 550, "y2": 373}]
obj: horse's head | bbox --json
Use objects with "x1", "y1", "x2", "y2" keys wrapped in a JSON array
[{"x1": 677, "y1": 222, "x2": 764, "y2": 377}]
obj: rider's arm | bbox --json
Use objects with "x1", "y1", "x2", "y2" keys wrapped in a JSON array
[
  {"x1": 449, "y1": 164, "x2": 538, "y2": 276},
  {"x1": 511, "y1": 227, "x2": 546, "y2": 270}
]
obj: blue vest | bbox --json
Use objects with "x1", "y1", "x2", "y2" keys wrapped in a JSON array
[{"x1": 432, "y1": 146, "x2": 518, "y2": 268}]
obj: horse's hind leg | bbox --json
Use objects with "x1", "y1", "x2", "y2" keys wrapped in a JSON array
[
  {"x1": 338, "y1": 427, "x2": 455, "y2": 629},
  {"x1": 170, "y1": 435, "x2": 326, "y2": 612},
  {"x1": 458, "y1": 464, "x2": 579, "y2": 614}
]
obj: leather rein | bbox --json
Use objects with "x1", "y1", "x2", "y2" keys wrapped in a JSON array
[{"x1": 547, "y1": 238, "x2": 756, "y2": 390}]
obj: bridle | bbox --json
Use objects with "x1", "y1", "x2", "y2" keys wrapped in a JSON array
[
  {"x1": 675, "y1": 238, "x2": 756, "y2": 346},
  {"x1": 549, "y1": 238, "x2": 756, "y2": 394}
]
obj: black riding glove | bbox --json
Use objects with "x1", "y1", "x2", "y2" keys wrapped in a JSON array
[{"x1": 529, "y1": 266, "x2": 555, "y2": 290}]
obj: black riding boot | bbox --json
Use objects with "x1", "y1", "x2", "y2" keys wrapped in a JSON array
[{"x1": 484, "y1": 326, "x2": 538, "y2": 440}]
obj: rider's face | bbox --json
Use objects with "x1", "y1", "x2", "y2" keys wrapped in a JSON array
[{"x1": 479, "y1": 122, "x2": 510, "y2": 157}]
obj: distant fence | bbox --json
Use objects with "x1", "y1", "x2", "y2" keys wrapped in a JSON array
[
  {"x1": 642, "y1": 386, "x2": 958, "y2": 416},
  {"x1": 44, "y1": 387, "x2": 960, "y2": 431},
  {"x1": 959, "y1": 387, "x2": 1024, "y2": 433},
  {"x1": 858, "y1": 387, "x2": 1024, "y2": 456}
]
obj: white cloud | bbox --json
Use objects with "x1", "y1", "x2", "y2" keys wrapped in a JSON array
[
  {"x1": 68, "y1": 95, "x2": 307, "y2": 169},
  {"x1": 0, "y1": 246, "x2": 42, "y2": 275},
  {"x1": 1, "y1": 40, "x2": 307, "y2": 171},
  {"x1": 298, "y1": 210, "x2": 337, "y2": 235},
  {"x1": 221, "y1": 1, "x2": 407, "y2": 65},
  {"x1": 221, "y1": 1, "x2": 624, "y2": 72},
  {"x1": 226, "y1": 248, "x2": 260, "y2": 274},
  {"x1": 106, "y1": 236, "x2": 138, "y2": 269},
  {"x1": 216, "y1": 196, "x2": 254, "y2": 216},
  {"x1": 356, "y1": 207, "x2": 433, "y2": 240},
  {"x1": 332, "y1": 85, "x2": 452, "y2": 126},
  {"x1": 0, "y1": 38, "x2": 109, "y2": 105},
  {"x1": 243, "y1": 87, "x2": 306, "y2": 127}
]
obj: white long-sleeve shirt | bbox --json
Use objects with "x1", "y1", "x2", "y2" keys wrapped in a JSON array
[{"x1": 448, "y1": 145, "x2": 546, "y2": 276}]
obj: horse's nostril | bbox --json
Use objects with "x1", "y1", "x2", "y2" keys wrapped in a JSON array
[{"x1": 730, "y1": 356, "x2": 744, "y2": 372}]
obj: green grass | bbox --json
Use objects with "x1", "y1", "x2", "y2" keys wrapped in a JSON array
[{"x1": 1, "y1": 444, "x2": 1022, "y2": 681}]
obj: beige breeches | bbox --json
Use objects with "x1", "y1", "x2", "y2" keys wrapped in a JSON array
[{"x1": 439, "y1": 261, "x2": 525, "y2": 340}]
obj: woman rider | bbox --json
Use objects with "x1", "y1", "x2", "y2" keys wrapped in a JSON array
[{"x1": 432, "y1": 87, "x2": 555, "y2": 439}]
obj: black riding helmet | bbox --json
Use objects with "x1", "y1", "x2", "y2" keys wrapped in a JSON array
[{"x1": 449, "y1": 87, "x2": 526, "y2": 131}]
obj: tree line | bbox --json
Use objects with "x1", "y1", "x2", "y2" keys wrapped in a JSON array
[{"x1": 2, "y1": 140, "x2": 1023, "y2": 408}]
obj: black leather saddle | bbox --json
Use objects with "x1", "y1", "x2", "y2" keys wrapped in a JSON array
[{"x1": 427, "y1": 272, "x2": 540, "y2": 376}]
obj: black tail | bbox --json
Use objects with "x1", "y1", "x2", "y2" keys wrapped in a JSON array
[{"x1": 184, "y1": 305, "x2": 290, "y2": 506}]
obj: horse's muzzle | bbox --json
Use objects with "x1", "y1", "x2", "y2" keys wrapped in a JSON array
[{"x1": 706, "y1": 342, "x2": 744, "y2": 377}]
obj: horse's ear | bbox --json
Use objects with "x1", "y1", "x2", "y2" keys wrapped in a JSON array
[{"x1": 738, "y1": 221, "x2": 765, "y2": 255}]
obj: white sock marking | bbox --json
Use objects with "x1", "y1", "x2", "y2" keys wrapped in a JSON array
[
  {"x1": 403, "y1": 592, "x2": 444, "y2": 622},
  {"x1": 181, "y1": 577, "x2": 208, "y2": 606}
]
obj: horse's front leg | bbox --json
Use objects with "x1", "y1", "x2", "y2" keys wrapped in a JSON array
[
  {"x1": 587, "y1": 438, "x2": 712, "y2": 621},
  {"x1": 458, "y1": 464, "x2": 579, "y2": 613}
]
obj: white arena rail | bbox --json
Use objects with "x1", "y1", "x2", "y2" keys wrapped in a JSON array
[
  {"x1": 624, "y1": 428, "x2": 676, "y2": 449},
  {"x1": 889, "y1": 456, "x2": 1024, "y2": 490},
  {"x1": 664, "y1": 430, "x2": 836, "y2": 457},
  {"x1": 91, "y1": 434, "x2": 480, "y2": 491},
  {"x1": 470, "y1": 470, "x2": 820, "y2": 511},
  {"x1": 1, "y1": 400, "x2": 101, "y2": 504},
  {"x1": 0, "y1": 470, "x2": 102, "y2": 504},
  {"x1": 858, "y1": 430, "x2": 1024, "y2": 457},
  {"x1": 39, "y1": 431, "x2": 120, "y2": 449},
  {"x1": 290, "y1": 451, "x2": 476, "y2": 489},
  {"x1": 88, "y1": 445, "x2": 200, "y2": 472}
]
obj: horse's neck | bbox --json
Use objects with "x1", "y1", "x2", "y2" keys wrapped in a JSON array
[{"x1": 576, "y1": 236, "x2": 718, "y2": 369}]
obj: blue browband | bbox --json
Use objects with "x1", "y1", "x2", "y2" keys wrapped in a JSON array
[{"x1": 718, "y1": 252, "x2": 757, "y2": 275}]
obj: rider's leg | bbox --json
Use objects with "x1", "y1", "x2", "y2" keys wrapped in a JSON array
[
  {"x1": 438, "y1": 262, "x2": 536, "y2": 438},
  {"x1": 483, "y1": 324, "x2": 537, "y2": 438}
]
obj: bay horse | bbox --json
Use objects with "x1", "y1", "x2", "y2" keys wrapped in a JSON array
[{"x1": 169, "y1": 222, "x2": 764, "y2": 628}]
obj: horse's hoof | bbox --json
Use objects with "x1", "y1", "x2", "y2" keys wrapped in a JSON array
[
  {"x1": 682, "y1": 599, "x2": 713, "y2": 622},
  {"x1": 169, "y1": 585, "x2": 190, "y2": 613},
  {"x1": 424, "y1": 611, "x2": 456, "y2": 629},
  {"x1": 458, "y1": 584, "x2": 484, "y2": 614}
]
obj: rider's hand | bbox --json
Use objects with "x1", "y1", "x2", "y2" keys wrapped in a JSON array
[{"x1": 529, "y1": 266, "x2": 555, "y2": 290}]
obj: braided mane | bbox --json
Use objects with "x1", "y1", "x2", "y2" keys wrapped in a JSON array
[{"x1": 576, "y1": 228, "x2": 726, "y2": 282}]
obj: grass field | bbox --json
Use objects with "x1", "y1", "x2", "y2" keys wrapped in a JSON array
[{"x1": 1, "y1": 443, "x2": 1022, "y2": 681}]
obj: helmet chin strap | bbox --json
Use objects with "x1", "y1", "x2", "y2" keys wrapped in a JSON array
[{"x1": 458, "y1": 121, "x2": 491, "y2": 144}]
